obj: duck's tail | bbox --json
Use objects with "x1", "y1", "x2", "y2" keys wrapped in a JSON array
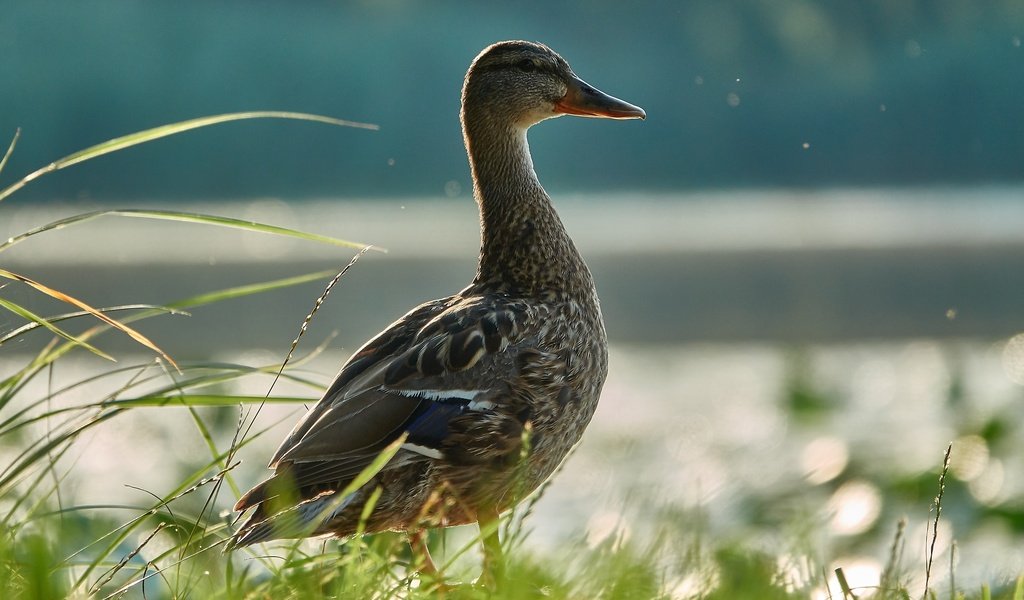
[{"x1": 226, "y1": 487, "x2": 356, "y2": 550}]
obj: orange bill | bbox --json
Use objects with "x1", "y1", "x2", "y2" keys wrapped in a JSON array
[{"x1": 554, "y1": 74, "x2": 646, "y2": 120}]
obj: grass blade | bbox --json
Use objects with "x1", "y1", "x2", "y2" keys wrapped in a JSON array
[
  {"x1": 106, "y1": 395, "x2": 310, "y2": 408},
  {"x1": 0, "y1": 209, "x2": 383, "y2": 254},
  {"x1": 0, "y1": 268, "x2": 177, "y2": 369},
  {"x1": 0, "y1": 111, "x2": 377, "y2": 203},
  {"x1": 337, "y1": 433, "x2": 409, "y2": 501},
  {"x1": 0, "y1": 304, "x2": 182, "y2": 345},
  {"x1": 1, "y1": 389, "x2": 314, "y2": 438},
  {"x1": 0, "y1": 297, "x2": 115, "y2": 361},
  {"x1": 0, "y1": 128, "x2": 18, "y2": 177},
  {"x1": 924, "y1": 443, "x2": 954, "y2": 599},
  {"x1": 0, "y1": 270, "x2": 336, "y2": 410},
  {"x1": 293, "y1": 433, "x2": 409, "y2": 540},
  {"x1": 164, "y1": 269, "x2": 342, "y2": 311}
]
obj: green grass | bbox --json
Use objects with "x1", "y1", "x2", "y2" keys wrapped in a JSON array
[{"x1": 2, "y1": 119, "x2": 1023, "y2": 599}]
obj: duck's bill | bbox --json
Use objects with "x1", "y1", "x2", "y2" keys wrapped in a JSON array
[{"x1": 554, "y1": 75, "x2": 646, "y2": 120}]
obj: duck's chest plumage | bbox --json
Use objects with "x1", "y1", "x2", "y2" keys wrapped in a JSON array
[
  {"x1": 418, "y1": 288, "x2": 608, "y2": 518},
  {"x1": 515, "y1": 295, "x2": 608, "y2": 483}
]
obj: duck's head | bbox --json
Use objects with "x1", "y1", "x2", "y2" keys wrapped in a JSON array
[{"x1": 462, "y1": 40, "x2": 646, "y2": 130}]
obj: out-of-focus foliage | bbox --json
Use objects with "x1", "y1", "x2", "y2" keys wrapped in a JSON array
[{"x1": 2, "y1": 0, "x2": 1023, "y2": 201}]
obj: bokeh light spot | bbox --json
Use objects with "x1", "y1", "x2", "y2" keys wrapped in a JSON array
[
  {"x1": 950, "y1": 435, "x2": 989, "y2": 481},
  {"x1": 801, "y1": 436, "x2": 849, "y2": 484},
  {"x1": 585, "y1": 511, "x2": 631, "y2": 550},
  {"x1": 828, "y1": 480, "x2": 882, "y2": 535},
  {"x1": 968, "y1": 458, "x2": 1005, "y2": 505},
  {"x1": 1001, "y1": 333, "x2": 1024, "y2": 384},
  {"x1": 824, "y1": 557, "x2": 881, "y2": 599}
]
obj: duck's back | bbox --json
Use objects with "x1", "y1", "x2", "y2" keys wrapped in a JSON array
[{"x1": 230, "y1": 286, "x2": 606, "y2": 544}]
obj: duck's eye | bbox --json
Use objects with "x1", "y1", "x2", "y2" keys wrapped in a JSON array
[{"x1": 517, "y1": 59, "x2": 537, "y2": 72}]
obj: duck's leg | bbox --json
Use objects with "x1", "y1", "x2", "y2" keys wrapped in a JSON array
[
  {"x1": 478, "y1": 507, "x2": 505, "y2": 587},
  {"x1": 408, "y1": 529, "x2": 440, "y2": 577}
]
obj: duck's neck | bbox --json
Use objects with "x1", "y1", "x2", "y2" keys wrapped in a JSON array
[{"x1": 463, "y1": 117, "x2": 591, "y2": 298}]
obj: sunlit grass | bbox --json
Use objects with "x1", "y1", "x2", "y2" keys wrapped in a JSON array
[{"x1": 2, "y1": 118, "x2": 1023, "y2": 599}]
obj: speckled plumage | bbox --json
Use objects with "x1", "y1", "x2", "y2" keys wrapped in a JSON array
[{"x1": 229, "y1": 41, "x2": 644, "y2": 561}]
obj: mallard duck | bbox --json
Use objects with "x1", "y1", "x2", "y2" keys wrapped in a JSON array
[{"x1": 229, "y1": 40, "x2": 645, "y2": 580}]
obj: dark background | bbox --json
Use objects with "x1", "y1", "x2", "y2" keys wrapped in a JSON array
[{"x1": 3, "y1": 0, "x2": 1023, "y2": 201}]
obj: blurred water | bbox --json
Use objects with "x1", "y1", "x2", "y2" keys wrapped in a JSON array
[{"x1": 4, "y1": 336, "x2": 1022, "y2": 592}]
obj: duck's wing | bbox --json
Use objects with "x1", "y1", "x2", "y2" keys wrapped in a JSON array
[
  {"x1": 265, "y1": 296, "x2": 456, "y2": 468},
  {"x1": 233, "y1": 293, "x2": 551, "y2": 513}
]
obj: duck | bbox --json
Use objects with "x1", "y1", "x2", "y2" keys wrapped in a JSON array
[{"x1": 228, "y1": 40, "x2": 645, "y2": 582}]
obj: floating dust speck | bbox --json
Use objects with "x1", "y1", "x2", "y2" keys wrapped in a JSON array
[
  {"x1": 880, "y1": 103, "x2": 887, "y2": 112},
  {"x1": 726, "y1": 92, "x2": 741, "y2": 107},
  {"x1": 946, "y1": 308, "x2": 957, "y2": 320},
  {"x1": 444, "y1": 179, "x2": 462, "y2": 198},
  {"x1": 1013, "y1": 36, "x2": 1021, "y2": 48},
  {"x1": 387, "y1": 158, "x2": 395, "y2": 166},
  {"x1": 905, "y1": 39, "x2": 922, "y2": 58},
  {"x1": 694, "y1": 75, "x2": 704, "y2": 85},
  {"x1": 802, "y1": 142, "x2": 811, "y2": 150}
]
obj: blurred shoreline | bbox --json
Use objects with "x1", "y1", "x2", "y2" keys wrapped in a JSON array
[
  {"x1": 5, "y1": 186, "x2": 1024, "y2": 263},
  {"x1": 3, "y1": 187, "x2": 1024, "y2": 350}
]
